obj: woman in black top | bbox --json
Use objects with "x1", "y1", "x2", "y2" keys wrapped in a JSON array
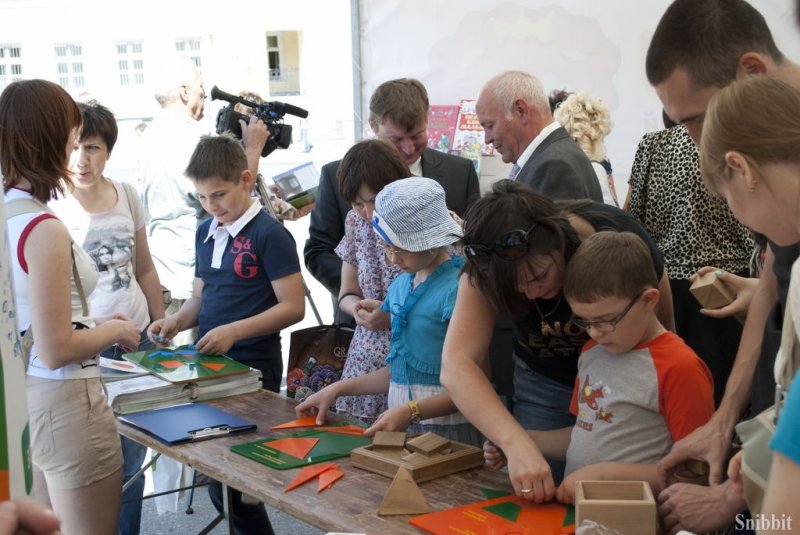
[{"x1": 440, "y1": 180, "x2": 672, "y2": 501}]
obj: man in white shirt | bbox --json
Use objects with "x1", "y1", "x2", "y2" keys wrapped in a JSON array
[{"x1": 476, "y1": 70, "x2": 602, "y2": 202}]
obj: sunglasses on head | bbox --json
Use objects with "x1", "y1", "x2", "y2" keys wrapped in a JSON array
[{"x1": 463, "y1": 224, "x2": 538, "y2": 261}]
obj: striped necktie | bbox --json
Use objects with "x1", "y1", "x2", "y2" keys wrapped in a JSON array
[{"x1": 510, "y1": 163, "x2": 521, "y2": 179}]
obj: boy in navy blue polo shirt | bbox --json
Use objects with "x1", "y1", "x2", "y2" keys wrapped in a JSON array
[{"x1": 148, "y1": 133, "x2": 305, "y2": 535}]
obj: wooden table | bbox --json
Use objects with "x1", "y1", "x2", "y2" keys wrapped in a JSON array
[{"x1": 117, "y1": 390, "x2": 513, "y2": 534}]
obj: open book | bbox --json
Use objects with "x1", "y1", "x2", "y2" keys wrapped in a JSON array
[{"x1": 105, "y1": 368, "x2": 263, "y2": 415}]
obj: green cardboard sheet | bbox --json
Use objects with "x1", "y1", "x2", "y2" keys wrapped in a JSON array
[
  {"x1": 231, "y1": 429, "x2": 371, "y2": 470},
  {"x1": 122, "y1": 345, "x2": 251, "y2": 384}
]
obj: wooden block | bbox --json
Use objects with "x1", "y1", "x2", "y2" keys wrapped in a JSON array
[
  {"x1": 575, "y1": 481, "x2": 656, "y2": 535},
  {"x1": 372, "y1": 431, "x2": 406, "y2": 450},
  {"x1": 377, "y1": 467, "x2": 432, "y2": 516},
  {"x1": 351, "y1": 439, "x2": 484, "y2": 482},
  {"x1": 406, "y1": 433, "x2": 451, "y2": 455},
  {"x1": 689, "y1": 272, "x2": 735, "y2": 309},
  {"x1": 402, "y1": 451, "x2": 439, "y2": 465}
]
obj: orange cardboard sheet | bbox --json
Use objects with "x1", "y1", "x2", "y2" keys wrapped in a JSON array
[
  {"x1": 266, "y1": 437, "x2": 319, "y2": 459},
  {"x1": 271, "y1": 416, "x2": 319, "y2": 430},
  {"x1": 313, "y1": 425, "x2": 366, "y2": 436},
  {"x1": 284, "y1": 462, "x2": 337, "y2": 492},
  {"x1": 317, "y1": 468, "x2": 344, "y2": 492},
  {"x1": 410, "y1": 495, "x2": 573, "y2": 535}
]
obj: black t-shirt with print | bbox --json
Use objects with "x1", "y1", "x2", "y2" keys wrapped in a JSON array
[{"x1": 513, "y1": 202, "x2": 665, "y2": 387}]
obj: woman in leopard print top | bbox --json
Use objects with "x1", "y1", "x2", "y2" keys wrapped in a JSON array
[{"x1": 626, "y1": 124, "x2": 754, "y2": 406}]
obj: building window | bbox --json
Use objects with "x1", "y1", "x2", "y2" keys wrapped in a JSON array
[
  {"x1": 54, "y1": 43, "x2": 84, "y2": 90},
  {"x1": 0, "y1": 44, "x2": 23, "y2": 91},
  {"x1": 265, "y1": 31, "x2": 300, "y2": 96},
  {"x1": 175, "y1": 37, "x2": 202, "y2": 68},
  {"x1": 116, "y1": 41, "x2": 144, "y2": 86},
  {"x1": 266, "y1": 34, "x2": 282, "y2": 81}
]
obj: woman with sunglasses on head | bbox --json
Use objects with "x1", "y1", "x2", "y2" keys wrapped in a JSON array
[{"x1": 440, "y1": 179, "x2": 673, "y2": 502}]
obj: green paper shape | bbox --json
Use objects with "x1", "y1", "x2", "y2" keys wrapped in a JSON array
[
  {"x1": 480, "y1": 487, "x2": 512, "y2": 499},
  {"x1": 563, "y1": 504, "x2": 575, "y2": 526},
  {"x1": 483, "y1": 500, "x2": 522, "y2": 523},
  {"x1": 231, "y1": 429, "x2": 371, "y2": 470},
  {"x1": 122, "y1": 344, "x2": 251, "y2": 384}
]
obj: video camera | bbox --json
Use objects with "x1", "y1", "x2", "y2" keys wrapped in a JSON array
[{"x1": 210, "y1": 85, "x2": 309, "y2": 157}]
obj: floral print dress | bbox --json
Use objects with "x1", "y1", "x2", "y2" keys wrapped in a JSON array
[{"x1": 333, "y1": 210, "x2": 401, "y2": 424}]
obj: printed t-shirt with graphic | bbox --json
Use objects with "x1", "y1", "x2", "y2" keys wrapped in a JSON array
[
  {"x1": 513, "y1": 202, "x2": 665, "y2": 387},
  {"x1": 565, "y1": 331, "x2": 714, "y2": 474},
  {"x1": 53, "y1": 180, "x2": 150, "y2": 330}
]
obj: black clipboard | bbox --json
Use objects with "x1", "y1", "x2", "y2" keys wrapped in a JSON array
[{"x1": 119, "y1": 403, "x2": 257, "y2": 445}]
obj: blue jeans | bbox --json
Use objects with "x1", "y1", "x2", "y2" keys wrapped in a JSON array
[
  {"x1": 102, "y1": 329, "x2": 153, "y2": 535},
  {"x1": 512, "y1": 355, "x2": 576, "y2": 484}
]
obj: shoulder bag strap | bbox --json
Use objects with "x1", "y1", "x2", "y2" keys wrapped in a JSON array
[{"x1": 120, "y1": 181, "x2": 139, "y2": 274}]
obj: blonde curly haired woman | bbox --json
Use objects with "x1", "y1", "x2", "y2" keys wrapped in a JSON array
[{"x1": 553, "y1": 92, "x2": 618, "y2": 206}]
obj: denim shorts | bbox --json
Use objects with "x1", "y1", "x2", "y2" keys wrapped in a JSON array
[{"x1": 27, "y1": 376, "x2": 122, "y2": 489}]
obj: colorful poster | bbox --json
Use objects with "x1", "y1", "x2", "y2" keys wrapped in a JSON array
[
  {"x1": 427, "y1": 105, "x2": 460, "y2": 153},
  {"x1": 451, "y1": 99, "x2": 495, "y2": 174},
  {"x1": 0, "y1": 198, "x2": 32, "y2": 499}
]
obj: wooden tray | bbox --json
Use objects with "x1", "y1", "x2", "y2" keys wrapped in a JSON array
[{"x1": 350, "y1": 439, "x2": 484, "y2": 482}]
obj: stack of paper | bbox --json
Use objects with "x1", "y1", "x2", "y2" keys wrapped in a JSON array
[
  {"x1": 105, "y1": 368, "x2": 263, "y2": 415},
  {"x1": 99, "y1": 356, "x2": 151, "y2": 382}
]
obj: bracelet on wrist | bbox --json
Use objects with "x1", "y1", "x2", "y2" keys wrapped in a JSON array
[{"x1": 407, "y1": 400, "x2": 422, "y2": 425}]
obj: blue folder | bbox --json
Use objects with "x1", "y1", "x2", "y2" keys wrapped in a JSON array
[{"x1": 119, "y1": 403, "x2": 257, "y2": 445}]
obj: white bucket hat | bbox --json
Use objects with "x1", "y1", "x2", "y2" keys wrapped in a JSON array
[{"x1": 371, "y1": 176, "x2": 463, "y2": 252}]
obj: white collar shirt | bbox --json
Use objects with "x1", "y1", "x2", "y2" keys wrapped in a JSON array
[
  {"x1": 514, "y1": 121, "x2": 561, "y2": 176},
  {"x1": 409, "y1": 155, "x2": 423, "y2": 177},
  {"x1": 203, "y1": 198, "x2": 261, "y2": 269}
]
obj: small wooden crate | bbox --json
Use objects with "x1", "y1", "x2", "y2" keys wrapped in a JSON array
[
  {"x1": 350, "y1": 438, "x2": 483, "y2": 483},
  {"x1": 575, "y1": 481, "x2": 657, "y2": 535}
]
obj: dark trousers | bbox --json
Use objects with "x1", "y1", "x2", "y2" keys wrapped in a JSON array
[
  {"x1": 670, "y1": 276, "x2": 745, "y2": 407},
  {"x1": 207, "y1": 369, "x2": 281, "y2": 535},
  {"x1": 208, "y1": 485, "x2": 274, "y2": 535}
]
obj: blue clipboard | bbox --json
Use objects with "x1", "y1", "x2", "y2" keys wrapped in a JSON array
[{"x1": 119, "y1": 403, "x2": 257, "y2": 445}]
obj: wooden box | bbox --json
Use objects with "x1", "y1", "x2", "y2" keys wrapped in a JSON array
[
  {"x1": 575, "y1": 481, "x2": 656, "y2": 535},
  {"x1": 350, "y1": 439, "x2": 483, "y2": 483},
  {"x1": 689, "y1": 271, "x2": 735, "y2": 309}
]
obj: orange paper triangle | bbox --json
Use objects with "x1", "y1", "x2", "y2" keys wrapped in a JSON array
[
  {"x1": 314, "y1": 425, "x2": 365, "y2": 436},
  {"x1": 266, "y1": 437, "x2": 319, "y2": 459},
  {"x1": 317, "y1": 468, "x2": 344, "y2": 492},
  {"x1": 284, "y1": 463, "x2": 337, "y2": 492},
  {"x1": 159, "y1": 359, "x2": 183, "y2": 369},
  {"x1": 201, "y1": 362, "x2": 225, "y2": 372},
  {"x1": 271, "y1": 416, "x2": 319, "y2": 430}
]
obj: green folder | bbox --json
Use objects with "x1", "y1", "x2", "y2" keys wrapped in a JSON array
[
  {"x1": 122, "y1": 345, "x2": 251, "y2": 384},
  {"x1": 231, "y1": 429, "x2": 371, "y2": 470}
]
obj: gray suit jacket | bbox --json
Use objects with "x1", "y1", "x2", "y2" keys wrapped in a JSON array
[
  {"x1": 303, "y1": 147, "x2": 479, "y2": 297},
  {"x1": 516, "y1": 126, "x2": 603, "y2": 202}
]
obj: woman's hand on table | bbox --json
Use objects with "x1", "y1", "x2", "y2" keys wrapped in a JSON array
[
  {"x1": 295, "y1": 386, "x2": 338, "y2": 425},
  {"x1": 364, "y1": 405, "x2": 411, "y2": 436},
  {"x1": 505, "y1": 441, "x2": 555, "y2": 503}
]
